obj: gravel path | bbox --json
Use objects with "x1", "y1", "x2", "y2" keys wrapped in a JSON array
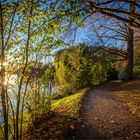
[{"x1": 64, "y1": 81, "x2": 140, "y2": 139}]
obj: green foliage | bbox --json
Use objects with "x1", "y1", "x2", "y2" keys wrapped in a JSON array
[
  {"x1": 51, "y1": 93, "x2": 65, "y2": 100},
  {"x1": 0, "y1": 0, "x2": 68, "y2": 138},
  {"x1": 24, "y1": 88, "x2": 89, "y2": 139},
  {"x1": 41, "y1": 63, "x2": 55, "y2": 87},
  {"x1": 133, "y1": 64, "x2": 140, "y2": 77},
  {"x1": 55, "y1": 45, "x2": 113, "y2": 95},
  {"x1": 30, "y1": 93, "x2": 51, "y2": 121}
]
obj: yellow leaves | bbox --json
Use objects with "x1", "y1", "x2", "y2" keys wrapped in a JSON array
[
  {"x1": 60, "y1": 11, "x2": 65, "y2": 16},
  {"x1": 70, "y1": 124, "x2": 75, "y2": 129},
  {"x1": 51, "y1": 10, "x2": 56, "y2": 15},
  {"x1": 57, "y1": 9, "x2": 65, "y2": 16},
  {"x1": 15, "y1": 35, "x2": 20, "y2": 39},
  {"x1": 110, "y1": 120, "x2": 114, "y2": 123},
  {"x1": 39, "y1": 11, "x2": 44, "y2": 16},
  {"x1": 132, "y1": 109, "x2": 137, "y2": 114},
  {"x1": 9, "y1": 39, "x2": 13, "y2": 43},
  {"x1": 3, "y1": 21, "x2": 8, "y2": 26},
  {"x1": 115, "y1": 81, "x2": 140, "y2": 118},
  {"x1": 29, "y1": 16, "x2": 34, "y2": 21}
]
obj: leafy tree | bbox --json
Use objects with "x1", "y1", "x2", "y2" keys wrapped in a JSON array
[
  {"x1": 59, "y1": 0, "x2": 140, "y2": 79},
  {"x1": 55, "y1": 45, "x2": 116, "y2": 95},
  {"x1": 0, "y1": 1, "x2": 65, "y2": 139}
]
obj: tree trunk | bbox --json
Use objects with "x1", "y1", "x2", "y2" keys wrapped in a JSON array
[
  {"x1": 126, "y1": 28, "x2": 134, "y2": 79},
  {"x1": 126, "y1": 0, "x2": 135, "y2": 79},
  {"x1": 0, "y1": 2, "x2": 8, "y2": 140}
]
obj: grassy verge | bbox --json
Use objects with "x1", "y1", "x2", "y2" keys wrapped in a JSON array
[
  {"x1": 25, "y1": 87, "x2": 89, "y2": 139},
  {"x1": 115, "y1": 80, "x2": 140, "y2": 117},
  {"x1": 51, "y1": 88, "x2": 89, "y2": 118}
]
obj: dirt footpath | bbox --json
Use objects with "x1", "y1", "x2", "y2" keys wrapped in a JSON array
[{"x1": 64, "y1": 81, "x2": 140, "y2": 139}]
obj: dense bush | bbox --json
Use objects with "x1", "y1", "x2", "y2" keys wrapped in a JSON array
[
  {"x1": 133, "y1": 64, "x2": 140, "y2": 77},
  {"x1": 54, "y1": 45, "x2": 116, "y2": 95}
]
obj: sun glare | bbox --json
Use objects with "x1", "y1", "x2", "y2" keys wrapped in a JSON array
[
  {"x1": 3, "y1": 81, "x2": 7, "y2": 86},
  {"x1": 3, "y1": 62, "x2": 8, "y2": 66}
]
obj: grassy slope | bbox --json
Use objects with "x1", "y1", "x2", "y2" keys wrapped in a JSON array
[
  {"x1": 115, "y1": 79, "x2": 140, "y2": 117},
  {"x1": 25, "y1": 88, "x2": 89, "y2": 139},
  {"x1": 51, "y1": 88, "x2": 89, "y2": 118}
]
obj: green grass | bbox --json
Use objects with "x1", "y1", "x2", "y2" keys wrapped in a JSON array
[
  {"x1": 51, "y1": 88, "x2": 89, "y2": 118},
  {"x1": 24, "y1": 87, "x2": 89, "y2": 140}
]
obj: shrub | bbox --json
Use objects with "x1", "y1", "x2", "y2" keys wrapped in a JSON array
[{"x1": 133, "y1": 64, "x2": 140, "y2": 77}]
